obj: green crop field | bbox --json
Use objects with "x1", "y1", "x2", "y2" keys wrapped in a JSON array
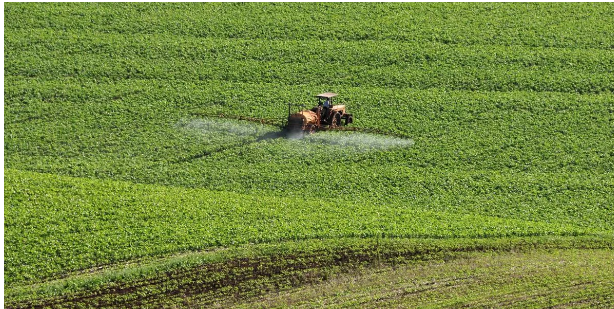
[{"x1": 4, "y1": 3, "x2": 614, "y2": 307}]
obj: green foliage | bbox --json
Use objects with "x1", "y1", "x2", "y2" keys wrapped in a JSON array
[
  {"x1": 5, "y1": 3, "x2": 614, "y2": 48},
  {"x1": 4, "y1": 2, "x2": 614, "y2": 293},
  {"x1": 6, "y1": 169, "x2": 598, "y2": 285}
]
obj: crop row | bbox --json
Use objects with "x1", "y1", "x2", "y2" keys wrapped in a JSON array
[
  {"x1": 6, "y1": 3, "x2": 614, "y2": 49},
  {"x1": 4, "y1": 168, "x2": 601, "y2": 285},
  {"x1": 7, "y1": 49, "x2": 614, "y2": 95},
  {"x1": 8, "y1": 29, "x2": 614, "y2": 73}
]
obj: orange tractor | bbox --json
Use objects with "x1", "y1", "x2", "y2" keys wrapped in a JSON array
[{"x1": 285, "y1": 92, "x2": 354, "y2": 134}]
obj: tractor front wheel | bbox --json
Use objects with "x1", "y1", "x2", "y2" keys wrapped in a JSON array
[
  {"x1": 307, "y1": 124, "x2": 316, "y2": 134},
  {"x1": 331, "y1": 113, "x2": 340, "y2": 128}
]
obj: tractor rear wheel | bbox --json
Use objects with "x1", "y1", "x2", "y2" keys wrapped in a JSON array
[{"x1": 345, "y1": 115, "x2": 353, "y2": 125}]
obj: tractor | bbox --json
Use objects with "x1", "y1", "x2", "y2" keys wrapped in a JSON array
[{"x1": 285, "y1": 92, "x2": 353, "y2": 134}]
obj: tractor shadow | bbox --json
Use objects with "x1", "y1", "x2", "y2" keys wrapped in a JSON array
[
  {"x1": 174, "y1": 130, "x2": 289, "y2": 164},
  {"x1": 256, "y1": 131, "x2": 288, "y2": 141}
]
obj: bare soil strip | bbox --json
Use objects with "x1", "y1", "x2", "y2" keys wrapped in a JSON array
[{"x1": 6, "y1": 237, "x2": 613, "y2": 308}]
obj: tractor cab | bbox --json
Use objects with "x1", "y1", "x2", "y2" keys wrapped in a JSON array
[
  {"x1": 316, "y1": 92, "x2": 337, "y2": 108},
  {"x1": 312, "y1": 92, "x2": 337, "y2": 116}
]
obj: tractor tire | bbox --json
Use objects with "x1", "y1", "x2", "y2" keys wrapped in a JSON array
[
  {"x1": 345, "y1": 115, "x2": 353, "y2": 125},
  {"x1": 331, "y1": 113, "x2": 340, "y2": 128},
  {"x1": 308, "y1": 124, "x2": 316, "y2": 134}
]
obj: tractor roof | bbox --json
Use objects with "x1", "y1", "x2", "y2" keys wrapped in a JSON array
[{"x1": 316, "y1": 92, "x2": 338, "y2": 98}]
